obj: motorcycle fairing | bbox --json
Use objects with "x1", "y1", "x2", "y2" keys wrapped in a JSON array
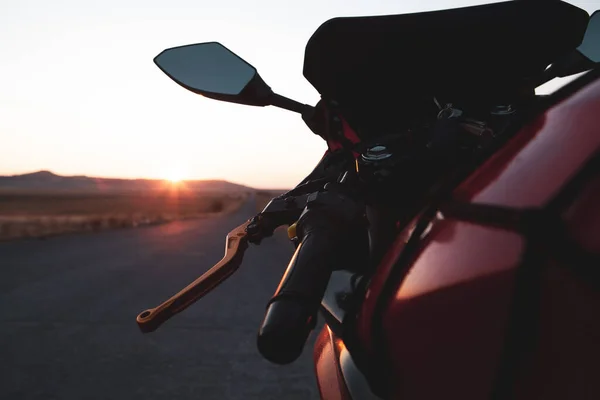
[{"x1": 303, "y1": 1, "x2": 589, "y2": 140}]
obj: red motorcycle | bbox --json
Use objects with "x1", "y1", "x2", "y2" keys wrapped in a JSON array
[{"x1": 137, "y1": 1, "x2": 600, "y2": 398}]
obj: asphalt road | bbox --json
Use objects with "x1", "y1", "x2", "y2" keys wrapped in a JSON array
[{"x1": 0, "y1": 196, "x2": 320, "y2": 400}]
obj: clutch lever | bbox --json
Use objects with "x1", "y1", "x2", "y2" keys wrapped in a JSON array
[{"x1": 136, "y1": 220, "x2": 251, "y2": 333}]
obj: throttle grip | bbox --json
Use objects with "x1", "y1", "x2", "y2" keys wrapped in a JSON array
[{"x1": 257, "y1": 189, "x2": 364, "y2": 364}]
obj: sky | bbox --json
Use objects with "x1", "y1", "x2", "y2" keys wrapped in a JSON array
[{"x1": 1, "y1": 0, "x2": 599, "y2": 188}]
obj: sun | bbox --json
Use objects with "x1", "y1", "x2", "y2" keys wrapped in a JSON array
[
  {"x1": 166, "y1": 174, "x2": 183, "y2": 183},
  {"x1": 162, "y1": 168, "x2": 187, "y2": 184}
]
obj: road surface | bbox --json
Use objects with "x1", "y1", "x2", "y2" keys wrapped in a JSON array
[{"x1": 0, "y1": 196, "x2": 320, "y2": 400}]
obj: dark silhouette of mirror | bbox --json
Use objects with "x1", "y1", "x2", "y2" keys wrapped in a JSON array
[
  {"x1": 154, "y1": 42, "x2": 313, "y2": 114},
  {"x1": 154, "y1": 42, "x2": 257, "y2": 96},
  {"x1": 578, "y1": 11, "x2": 600, "y2": 62},
  {"x1": 536, "y1": 10, "x2": 600, "y2": 86}
]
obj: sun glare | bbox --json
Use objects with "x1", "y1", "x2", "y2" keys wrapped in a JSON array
[{"x1": 162, "y1": 168, "x2": 187, "y2": 184}]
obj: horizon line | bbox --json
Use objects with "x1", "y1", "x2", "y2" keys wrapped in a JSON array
[{"x1": 0, "y1": 169, "x2": 291, "y2": 191}]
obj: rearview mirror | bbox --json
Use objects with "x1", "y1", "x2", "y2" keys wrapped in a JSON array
[
  {"x1": 540, "y1": 10, "x2": 600, "y2": 83},
  {"x1": 154, "y1": 42, "x2": 273, "y2": 107},
  {"x1": 578, "y1": 11, "x2": 600, "y2": 63}
]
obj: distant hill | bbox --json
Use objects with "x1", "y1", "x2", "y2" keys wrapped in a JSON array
[{"x1": 0, "y1": 171, "x2": 252, "y2": 193}]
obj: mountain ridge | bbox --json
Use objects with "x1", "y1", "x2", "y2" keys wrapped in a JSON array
[{"x1": 0, "y1": 170, "x2": 252, "y2": 193}]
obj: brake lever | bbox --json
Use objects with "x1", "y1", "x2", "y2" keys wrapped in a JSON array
[
  {"x1": 136, "y1": 219, "x2": 251, "y2": 333},
  {"x1": 136, "y1": 191, "x2": 318, "y2": 333}
]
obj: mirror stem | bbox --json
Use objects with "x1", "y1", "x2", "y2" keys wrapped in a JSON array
[{"x1": 271, "y1": 93, "x2": 312, "y2": 114}]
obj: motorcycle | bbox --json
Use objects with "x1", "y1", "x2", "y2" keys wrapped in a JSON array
[{"x1": 136, "y1": 1, "x2": 600, "y2": 398}]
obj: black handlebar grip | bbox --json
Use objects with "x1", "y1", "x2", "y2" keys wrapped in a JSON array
[{"x1": 257, "y1": 212, "x2": 341, "y2": 365}]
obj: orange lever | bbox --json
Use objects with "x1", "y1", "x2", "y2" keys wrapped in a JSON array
[{"x1": 136, "y1": 219, "x2": 251, "y2": 333}]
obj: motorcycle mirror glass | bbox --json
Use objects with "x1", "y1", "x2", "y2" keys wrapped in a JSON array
[
  {"x1": 154, "y1": 42, "x2": 273, "y2": 106},
  {"x1": 578, "y1": 11, "x2": 600, "y2": 62}
]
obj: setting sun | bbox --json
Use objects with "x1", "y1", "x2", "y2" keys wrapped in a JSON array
[
  {"x1": 166, "y1": 175, "x2": 182, "y2": 183},
  {"x1": 162, "y1": 168, "x2": 187, "y2": 184}
]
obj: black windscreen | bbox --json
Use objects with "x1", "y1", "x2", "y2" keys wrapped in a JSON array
[{"x1": 303, "y1": 1, "x2": 588, "y2": 137}]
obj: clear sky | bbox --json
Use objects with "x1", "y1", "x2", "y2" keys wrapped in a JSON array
[{"x1": 1, "y1": 0, "x2": 598, "y2": 188}]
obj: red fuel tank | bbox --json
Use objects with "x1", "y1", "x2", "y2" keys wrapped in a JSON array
[{"x1": 350, "y1": 73, "x2": 600, "y2": 399}]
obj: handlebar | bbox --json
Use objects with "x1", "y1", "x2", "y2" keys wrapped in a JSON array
[
  {"x1": 257, "y1": 188, "x2": 364, "y2": 364},
  {"x1": 135, "y1": 182, "x2": 365, "y2": 367}
]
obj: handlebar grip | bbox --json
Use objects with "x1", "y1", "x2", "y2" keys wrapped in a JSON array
[{"x1": 257, "y1": 215, "x2": 339, "y2": 364}]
